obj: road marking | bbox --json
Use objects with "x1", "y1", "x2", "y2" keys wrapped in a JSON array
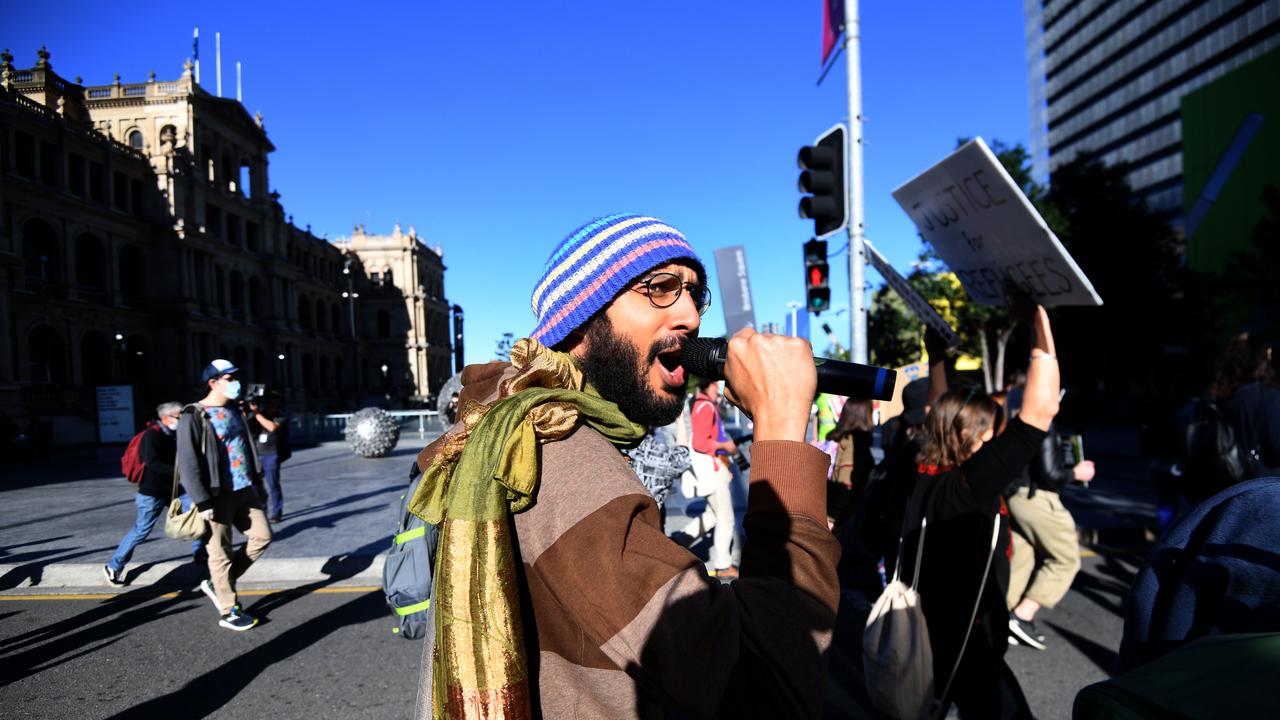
[{"x1": 0, "y1": 586, "x2": 382, "y2": 602}]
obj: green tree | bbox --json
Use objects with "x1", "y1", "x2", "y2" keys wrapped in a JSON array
[{"x1": 869, "y1": 285, "x2": 921, "y2": 368}]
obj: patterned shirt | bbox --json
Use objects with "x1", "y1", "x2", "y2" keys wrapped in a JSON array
[{"x1": 204, "y1": 405, "x2": 253, "y2": 491}]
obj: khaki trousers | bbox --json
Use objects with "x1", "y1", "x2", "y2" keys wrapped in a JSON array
[
  {"x1": 207, "y1": 487, "x2": 273, "y2": 614},
  {"x1": 1006, "y1": 486, "x2": 1080, "y2": 610}
]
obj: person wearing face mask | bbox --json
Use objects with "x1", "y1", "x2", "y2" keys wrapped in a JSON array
[
  {"x1": 102, "y1": 402, "x2": 185, "y2": 586},
  {"x1": 177, "y1": 359, "x2": 272, "y2": 631}
]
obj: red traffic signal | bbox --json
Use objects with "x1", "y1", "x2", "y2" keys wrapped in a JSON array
[{"x1": 804, "y1": 239, "x2": 830, "y2": 314}]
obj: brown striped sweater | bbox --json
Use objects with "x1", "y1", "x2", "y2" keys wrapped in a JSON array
[{"x1": 415, "y1": 362, "x2": 841, "y2": 719}]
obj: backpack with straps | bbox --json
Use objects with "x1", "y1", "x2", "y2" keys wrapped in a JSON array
[
  {"x1": 862, "y1": 511, "x2": 1000, "y2": 720},
  {"x1": 1180, "y1": 397, "x2": 1259, "y2": 494},
  {"x1": 120, "y1": 422, "x2": 158, "y2": 484},
  {"x1": 382, "y1": 461, "x2": 441, "y2": 639}
]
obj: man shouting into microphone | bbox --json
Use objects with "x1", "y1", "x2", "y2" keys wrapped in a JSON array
[{"x1": 410, "y1": 215, "x2": 840, "y2": 719}]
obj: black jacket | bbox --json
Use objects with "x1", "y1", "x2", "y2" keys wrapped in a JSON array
[{"x1": 137, "y1": 425, "x2": 177, "y2": 499}]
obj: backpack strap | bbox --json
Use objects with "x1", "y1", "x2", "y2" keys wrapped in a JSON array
[{"x1": 933, "y1": 514, "x2": 1001, "y2": 716}]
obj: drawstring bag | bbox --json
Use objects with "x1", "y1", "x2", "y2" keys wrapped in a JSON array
[
  {"x1": 862, "y1": 516, "x2": 934, "y2": 720},
  {"x1": 862, "y1": 513, "x2": 1000, "y2": 719}
]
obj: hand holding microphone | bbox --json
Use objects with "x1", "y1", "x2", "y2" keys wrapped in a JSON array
[{"x1": 682, "y1": 335, "x2": 898, "y2": 401}]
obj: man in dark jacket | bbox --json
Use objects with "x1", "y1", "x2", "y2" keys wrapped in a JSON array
[
  {"x1": 103, "y1": 402, "x2": 183, "y2": 586},
  {"x1": 177, "y1": 359, "x2": 272, "y2": 631}
]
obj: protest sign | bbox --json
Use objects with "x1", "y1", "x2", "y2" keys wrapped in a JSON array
[
  {"x1": 863, "y1": 239, "x2": 960, "y2": 347},
  {"x1": 891, "y1": 138, "x2": 1102, "y2": 306}
]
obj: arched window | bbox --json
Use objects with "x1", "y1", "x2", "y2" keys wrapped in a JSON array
[
  {"x1": 128, "y1": 130, "x2": 144, "y2": 151},
  {"x1": 119, "y1": 245, "x2": 145, "y2": 302},
  {"x1": 22, "y1": 218, "x2": 61, "y2": 283},
  {"x1": 229, "y1": 272, "x2": 244, "y2": 311},
  {"x1": 215, "y1": 267, "x2": 226, "y2": 309},
  {"x1": 125, "y1": 336, "x2": 149, "y2": 385},
  {"x1": 74, "y1": 233, "x2": 106, "y2": 291},
  {"x1": 248, "y1": 277, "x2": 264, "y2": 316},
  {"x1": 315, "y1": 298, "x2": 326, "y2": 333},
  {"x1": 377, "y1": 309, "x2": 391, "y2": 338},
  {"x1": 331, "y1": 304, "x2": 341, "y2": 337},
  {"x1": 382, "y1": 268, "x2": 393, "y2": 287},
  {"x1": 298, "y1": 296, "x2": 312, "y2": 329},
  {"x1": 302, "y1": 354, "x2": 316, "y2": 390},
  {"x1": 335, "y1": 358, "x2": 344, "y2": 390},
  {"x1": 28, "y1": 325, "x2": 67, "y2": 385},
  {"x1": 81, "y1": 331, "x2": 112, "y2": 387},
  {"x1": 319, "y1": 356, "x2": 330, "y2": 390}
]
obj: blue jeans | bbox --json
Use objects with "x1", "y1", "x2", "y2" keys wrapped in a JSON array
[
  {"x1": 108, "y1": 493, "x2": 203, "y2": 572},
  {"x1": 261, "y1": 453, "x2": 283, "y2": 517}
]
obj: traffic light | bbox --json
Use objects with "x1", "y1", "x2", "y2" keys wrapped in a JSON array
[
  {"x1": 804, "y1": 239, "x2": 830, "y2": 314},
  {"x1": 797, "y1": 124, "x2": 847, "y2": 238}
]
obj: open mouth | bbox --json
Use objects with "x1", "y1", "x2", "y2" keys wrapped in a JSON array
[{"x1": 655, "y1": 346, "x2": 686, "y2": 389}]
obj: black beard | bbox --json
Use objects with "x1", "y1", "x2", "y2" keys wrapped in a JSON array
[{"x1": 578, "y1": 316, "x2": 687, "y2": 427}]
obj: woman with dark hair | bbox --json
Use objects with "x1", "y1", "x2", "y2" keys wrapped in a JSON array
[
  {"x1": 899, "y1": 296, "x2": 1059, "y2": 720},
  {"x1": 1221, "y1": 334, "x2": 1280, "y2": 477},
  {"x1": 825, "y1": 398, "x2": 874, "y2": 525}
]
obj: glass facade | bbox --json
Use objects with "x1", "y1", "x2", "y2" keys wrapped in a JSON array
[{"x1": 1026, "y1": 0, "x2": 1280, "y2": 217}]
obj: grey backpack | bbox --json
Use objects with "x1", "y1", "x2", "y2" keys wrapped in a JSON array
[{"x1": 382, "y1": 462, "x2": 440, "y2": 639}]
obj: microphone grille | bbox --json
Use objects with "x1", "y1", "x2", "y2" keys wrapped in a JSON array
[{"x1": 681, "y1": 337, "x2": 724, "y2": 379}]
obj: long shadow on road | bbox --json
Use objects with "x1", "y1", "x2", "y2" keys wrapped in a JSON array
[{"x1": 101, "y1": 537, "x2": 390, "y2": 718}]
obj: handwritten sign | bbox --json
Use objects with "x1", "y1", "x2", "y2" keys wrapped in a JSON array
[
  {"x1": 891, "y1": 138, "x2": 1102, "y2": 306},
  {"x1": 863, "y1": 239, "x2": 960, "y2": 347}
]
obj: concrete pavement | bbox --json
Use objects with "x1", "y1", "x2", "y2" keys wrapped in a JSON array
[{"x1": 1, "y1": 438, "x2": 436, "y2": 595}]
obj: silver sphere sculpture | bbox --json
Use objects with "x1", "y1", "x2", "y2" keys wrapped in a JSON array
[{"x1": 346, "y1": 407, "x2": 400, "y2": 458}]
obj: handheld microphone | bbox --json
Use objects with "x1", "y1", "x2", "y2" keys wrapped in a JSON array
[{"x1": 681, "y1": 337, "x2": 897, "y2": 401}]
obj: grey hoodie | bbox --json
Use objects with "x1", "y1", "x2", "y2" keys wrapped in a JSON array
[{"x1": 176, "y1": 402, "x2": 263, "y2": 511}]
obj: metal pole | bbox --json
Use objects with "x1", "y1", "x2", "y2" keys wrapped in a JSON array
[
  {"x1": 215, "y1": 32, "x2": 222, "y2": 97},
  {"x1": 844, "y1": 0, "x2": 867, "y2": 364}
]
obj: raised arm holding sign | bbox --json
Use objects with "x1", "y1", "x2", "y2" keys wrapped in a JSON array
[{"x1": 891, "y1": 138, "x2": 1102, "y2": 307}]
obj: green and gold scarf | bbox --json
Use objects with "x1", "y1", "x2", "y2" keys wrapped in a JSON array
[{"x1": 409, "y1": 338, "x2": 646, "y2": 718}]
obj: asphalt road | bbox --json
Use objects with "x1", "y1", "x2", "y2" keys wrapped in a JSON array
[{"x1": 1, "y1": 587, "x2": 422, "y2": 719}]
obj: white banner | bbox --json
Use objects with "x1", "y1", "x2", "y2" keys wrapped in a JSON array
[
  {"x1": 891, "y1": 137, "x2": 1102, "y2": 307},
  {"x1": 863, "y1": 240, "x2": 960, "y2": 348},
  {"x1": 97, "y1": 385, "x2": 135, "y2": 443}
]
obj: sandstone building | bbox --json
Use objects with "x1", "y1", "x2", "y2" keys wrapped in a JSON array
[{"x1": 0, "y1": 47, "x2": 454, "y2": 442}]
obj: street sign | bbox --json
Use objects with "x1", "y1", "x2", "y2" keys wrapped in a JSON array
[
  {"x1": 891, "y1": 137, "x2": 1102, "y2": 307},
  {"x1": 713, "y1": 245, "x2": 758, "y2": 336},
  {"x1": 97, "y1": 385, "x2": 135, "y2": 443},
  {"x1": 863, "y1": 239, "x2": 960, "y2": 347}
]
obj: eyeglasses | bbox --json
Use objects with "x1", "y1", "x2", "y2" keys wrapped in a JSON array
[{"x1": 629, "y1": 272, "x2": 712, "y2": 316}]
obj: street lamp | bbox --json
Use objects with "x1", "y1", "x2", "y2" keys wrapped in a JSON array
[
  {"x1": 277, "y1": 353, "x2": 286, "y2": 388},
  {"x1": 344, "y1": 256, "x2": 361, "y2": 408}
]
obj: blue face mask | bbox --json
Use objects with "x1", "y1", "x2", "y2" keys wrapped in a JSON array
[{"x1": 224, "y1": 380, "x2": 243, "y2": 400}]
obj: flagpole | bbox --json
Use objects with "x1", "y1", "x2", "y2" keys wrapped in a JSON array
[
  {"x1": 193, "y1": 27, "x2": 200, "y2": 85},
  {"x1": 844, "y1": 0, "x2": 867, "y2": 364}
]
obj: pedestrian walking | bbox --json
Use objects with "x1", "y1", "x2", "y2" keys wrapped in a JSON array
[
  {"x1": 177, "y1": 359, "x2": 272, "y2": 631},
  {"x1": 410, "y1": 214, "x2": 838, "y2": 719},
  {"x1": 246, "y1": 391, "x2": 289, "y2": 522},
  {"x1": 1005, "y1": 420, "x2": 1094, "y2": 650},
  {"x1": 103, "y1": 402, "x2": 184, "y2": 586},
  {"x1": 898, "y1": 291, "x2": 1059, "y2": 719},
  {"x1": 677, "y1": 377, "x2": 743, "y2": 577}
]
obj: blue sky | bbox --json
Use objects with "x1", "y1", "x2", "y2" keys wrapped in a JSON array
[{"x1": 9, "y1": 1, "x2": 1031, "y2": 366}]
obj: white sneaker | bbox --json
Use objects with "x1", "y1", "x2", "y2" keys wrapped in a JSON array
[{"x1": 198, "y1": 579, "x2": 219, "y2": 609}]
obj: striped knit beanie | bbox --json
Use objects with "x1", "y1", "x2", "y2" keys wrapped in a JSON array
[{"x1": 530, "y1": 214, "x2": 705, "y2": 348}]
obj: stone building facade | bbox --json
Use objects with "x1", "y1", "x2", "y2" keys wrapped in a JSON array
[
  {"x1": 0, "y1": 48, "x2": 453, "y2": 442},
  {"x1": 334, "y1": 224, "x2": 454, "y2": 405}
]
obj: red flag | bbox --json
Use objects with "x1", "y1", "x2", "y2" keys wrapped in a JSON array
[{"x1": 822, "y1": 0, "x2": 846, "y2": 66}]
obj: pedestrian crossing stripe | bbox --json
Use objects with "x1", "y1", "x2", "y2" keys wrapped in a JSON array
[{"x1": 0, "y1": 585, "x2": 383, "y2": 602}]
